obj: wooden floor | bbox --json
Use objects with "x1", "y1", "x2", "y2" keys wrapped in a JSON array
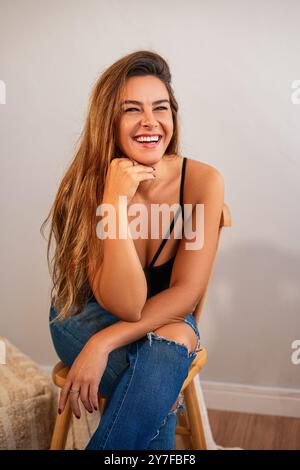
[{"x1": 206, "y1": 409, "x2": 300, "y2": 450}]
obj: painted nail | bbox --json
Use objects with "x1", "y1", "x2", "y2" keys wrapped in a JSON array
[
  {"x1": 76, "y1": 415, "x2": 80, "y2": 419},
  {"x1": 94, "y1": 406, "x2": 98, "y2": 411},
  {"x1": 58, "y1": 408, "x2": 61, "y2": 415}
]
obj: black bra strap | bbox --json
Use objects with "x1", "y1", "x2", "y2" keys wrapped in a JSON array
[
  {"x1": 180, "y1": 156, "x2": 187, "y2": 224},
  {"x1": 148, "y1": 157, "x2": 187, "y2": 268}
]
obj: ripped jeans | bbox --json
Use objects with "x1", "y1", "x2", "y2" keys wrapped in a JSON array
[{"x1": 49, "y1": 297, "x2": 201, "y2": 450}]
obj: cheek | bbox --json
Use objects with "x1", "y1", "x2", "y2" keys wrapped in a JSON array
[
  {"x1": 118, "y1": 125, "x2": 131, "y2": 143},
  {"x1": 122, "y1": 119, "x2": 134, "y2": 134},
  {"x1": 165, "y1": 125, "x2": 174, "y2": 140},
  {"x1": 164, "y1": 117, "x2": 173, "y2": 133}
]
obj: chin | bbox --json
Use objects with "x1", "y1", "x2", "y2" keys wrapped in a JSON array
[
  {"x1": 120, "y1": 144, "x2": 166, "y2": 164},
  {"x1": 132, "y1": 150, "x2": 165, "y2": 160},
  {"x1": 139, "y1": 157, "x2": 163, "y2": 167}
]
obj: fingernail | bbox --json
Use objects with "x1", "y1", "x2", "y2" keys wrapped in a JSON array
[
  {"x1": 94, "y1": 406, "x2": 98, "y2": 411},
  {"x1": 76, "y1": 415, "x2": 80, "y2": 419},
  {"x1": 152, "y1": 167, "x2": 156, "y2": 170},
  {"x1": 58, "y1": 408, "x2": 61, "y2": 415},
  {"x1": 88, "y1": 409, "x2": 93, "y2": 414}
]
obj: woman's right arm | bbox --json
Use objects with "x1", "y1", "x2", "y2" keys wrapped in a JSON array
[{"x1": 88, "y1": 158, "x2": 155, "y2": 322}]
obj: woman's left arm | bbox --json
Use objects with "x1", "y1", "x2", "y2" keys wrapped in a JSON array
[
  {"x1": 104, "y1": 166, "x2": 225, "y2": 337},
  {"x1": 168, "y1": 166, "x2": 225, "y2": 312}
]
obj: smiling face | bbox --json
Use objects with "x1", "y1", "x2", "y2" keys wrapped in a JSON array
[{"x1": 116, "y1": 75, "x2": 174, "y2": 166}]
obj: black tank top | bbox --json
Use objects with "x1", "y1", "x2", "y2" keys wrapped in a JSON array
[
  {"x1": 88, "y1": 157, "x2": 187, "y2": 303},
  {"x1": 144, "y1": 157, "x2": 187, "y2": 299}
]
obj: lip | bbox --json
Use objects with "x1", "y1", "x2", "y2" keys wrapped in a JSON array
[
  {"x1": 132, "y1": 135, "x2": 163, "y2": 149},
  {"x1": 133, "y1": 133, "x2": 163, "y2": 138}
]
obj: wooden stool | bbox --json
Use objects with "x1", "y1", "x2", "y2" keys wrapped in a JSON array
[{"x1": 50, "y1": 346, "x2": 207, "y2": 450}]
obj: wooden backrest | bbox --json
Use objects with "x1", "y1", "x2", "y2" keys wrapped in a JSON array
[{"x1": 193, "y1": 203, "x2": 232, "y2": 325}]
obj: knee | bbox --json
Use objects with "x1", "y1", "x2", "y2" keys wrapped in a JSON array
[{"x1": 153, "y1": 321, "x2": 198, "y2": 356}]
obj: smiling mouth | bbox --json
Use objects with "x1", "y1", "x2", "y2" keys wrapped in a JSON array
[{"x1": 132, "y1": 136, "x2": 163, "y2": 149}]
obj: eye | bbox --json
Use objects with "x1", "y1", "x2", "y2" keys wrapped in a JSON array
[{"x1": 124, "y1": 106, "x2": 168, "y2": 112}]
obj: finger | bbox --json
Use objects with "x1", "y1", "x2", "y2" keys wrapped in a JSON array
[
  {"x1": 89, "y1": 383, "x2": 100, "y2": 411},
  {"x1": 69, "y1": 383, "x2": 81, "y2": 418},
  {"x1": 131, "y1": 165, "x2": 155, "y2": 172},
  {"x1": 58, "y1": 378, "x2": 72, "y2": 413},
  {"x1": 117, "y1": 158, "x2": 133, "y2": 167},
  {"x1": 80, "y1": 383, "x2": 93, "y2": 413},
  {"x1": 128, "y1": 159, "x2": 153, "y2": 169},
  {"x1": 136, "y1": 173, "x2": 156, "y2": 182},
  {"x1": 120, "y1": 158, "x2": 154, "y2": 170}
]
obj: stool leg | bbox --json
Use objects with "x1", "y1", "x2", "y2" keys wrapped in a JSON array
[
  {"x1": 176, "y1": 410, "x2": 194, "y2": 449},
  {"x1": 184, "y1": 380, "x2": 207, "y2": 450},
  {"x1": 50, "y1": 398, "x2": 72, "y2": 450}
]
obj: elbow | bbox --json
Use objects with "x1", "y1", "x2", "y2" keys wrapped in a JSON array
[
  {"x1": 121, "y1": 300, "x2": 144, "y2": 322},
  {"x1": 109, "y1": 292, "x2": 145, "y2": 322},
  {"x1": 110, "y1": 304, "x2": 142, "y2": 322},
  {"x1": 94, "y1": 283, "x2": 146, "y2": 322},
  {"x1": 128, "y1": 312, "x2": 142, "y2": 322},
  {"x1": 97, "y1": 293, "x2": 143, "y2": 322}
]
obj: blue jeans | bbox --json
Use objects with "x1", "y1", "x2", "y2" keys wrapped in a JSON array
[{"x1": 49, "y1": 298, "x2": 201, "y2": 450}]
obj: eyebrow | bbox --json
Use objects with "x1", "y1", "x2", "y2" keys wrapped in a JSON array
[{"x1": 121, "y1": 99, "x2": 170, "y2": 106}]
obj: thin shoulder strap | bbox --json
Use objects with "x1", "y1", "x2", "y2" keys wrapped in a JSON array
[
  {"x1": 179, "y1": 156, "x2": 187, "y2": 224},
  {"x1": 148, "y1": 157, "x2": 187, "y2": 268}
]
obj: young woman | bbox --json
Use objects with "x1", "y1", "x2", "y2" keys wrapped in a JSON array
[{"x1": 41, "y1": 50, "x2": 224, "y2": 450}]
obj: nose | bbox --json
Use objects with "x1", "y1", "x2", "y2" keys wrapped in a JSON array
[{"x1": 140, "y1": 108, "x2": 159, "y2": 127}]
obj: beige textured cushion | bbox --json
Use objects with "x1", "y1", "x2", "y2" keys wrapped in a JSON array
[{"x1": 0, "y1": 336, "x2": 57, "y2": 449}]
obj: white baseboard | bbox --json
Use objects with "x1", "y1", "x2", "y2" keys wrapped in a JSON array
[
  {"x1": 39, "y1": 364, "x2": 300, "y2": 419},
  {"x1": 201, "y1": 380, "x2": 300, "y2": 418}
]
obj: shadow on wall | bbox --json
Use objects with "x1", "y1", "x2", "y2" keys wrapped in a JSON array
[{"x1": 199, "y1": 240, "x2": 300, "y2": 389}]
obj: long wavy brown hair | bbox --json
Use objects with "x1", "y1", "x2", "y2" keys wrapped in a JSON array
[{"x1": 41, "y1": 49, "x2": 181, "y2": 324}]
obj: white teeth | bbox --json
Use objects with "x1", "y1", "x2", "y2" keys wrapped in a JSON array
[{"x1": 135, "y1": 136, "x2": 160, "y2": 142}]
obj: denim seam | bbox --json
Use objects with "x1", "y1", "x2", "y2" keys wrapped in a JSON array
[
  {"x1": 50, "y1": 318, "x2": 88, "y2": 348},
  {"x1": 50, "y1": 324, "x2": 85, "y2": 359},
  {"x1": 98, "y1": 342, "x2": 139, "y2": 449}
]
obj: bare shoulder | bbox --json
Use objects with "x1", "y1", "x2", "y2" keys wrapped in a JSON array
[
  {"x1": 184, "y1": 156, "x2": 224, "y2": 202},
  {"x1": 187, "y1": 157, "x2": 223, "y2": 180}
]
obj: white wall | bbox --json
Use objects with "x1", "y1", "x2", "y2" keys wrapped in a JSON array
[{"x1": 1, "y1": 0, "x2": 299, "y2": 393}]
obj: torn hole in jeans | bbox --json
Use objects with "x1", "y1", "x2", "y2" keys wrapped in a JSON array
[
  {"x1": 146, "y1": 331, "x2": 198, "y2": 359},
  {"x1": 149, "y1": 392, "x2": 185, "y2": 443}
]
